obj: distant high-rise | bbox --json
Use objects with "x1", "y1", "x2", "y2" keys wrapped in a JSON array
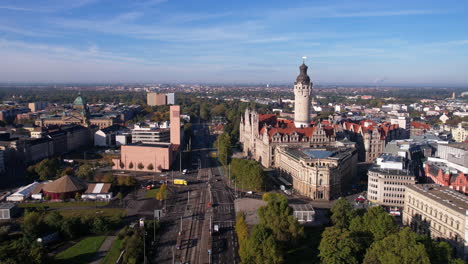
[
  {"x1": 294, "y1": 62, "x2": 312, "y2": 128},
  {"x1": 147, "y1": 92, "x2": 176, "y2": 106}
]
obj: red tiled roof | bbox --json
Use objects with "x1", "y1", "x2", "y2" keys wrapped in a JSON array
[{"x1": 410, "y1": 121, "x2": 430, "y2": 130}]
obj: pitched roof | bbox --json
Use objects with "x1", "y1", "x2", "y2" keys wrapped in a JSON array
[
  {"x1": 43, "y1": 175, "x2": 87, "y2": 193},
  {"x1": 411, "y1": 121, "x2": 430, "y2": 130},
  {"x1": 85, "y1": 183, "x2": 112, "y2": 194}
]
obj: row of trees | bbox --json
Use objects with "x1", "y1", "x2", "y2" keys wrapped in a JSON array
[
  {"x1": 27, "y1": 159, "x2": 97, "y2": 181},
  {"x1": 215, "y1": 132, "x2": 232, "y2": 166},
  {"x1": 236, "y1": 193, "x2": 304, "y2": 264},
  {"x1": 117, "y1": 220, "x2": 160, "y2": 264},
  {"x1": 230, "y1": 158, "x2": 265, "y2": 192},
  {"x1": 319, "y1": 198, "x2": 464, "y2": 264}
]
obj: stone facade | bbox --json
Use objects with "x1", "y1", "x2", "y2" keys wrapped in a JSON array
[
  {"x1": 403, "y1": 184, "x2": 468, "y2": 260},
  {"x1": 35, "y1": 94, "x2": 114, "y2": 129},
  {"x1": 293, "y1": 63, "x2": 312, "y2": 128},
  {"x1": 342, "y1": 120, "x2": 401, "y2": 162},
  {"x1": 239, "y1": 62, "x2": 337, "y2": 168},
  {"x1": 451, "y1": 123, "x2": 468, "y2": 142},
  {"x1": 239, "y1": 109, "x2": 337, "y2": 167},
  {"x1": 274, "y1": 146, "x2": 357, "y2": 200}
]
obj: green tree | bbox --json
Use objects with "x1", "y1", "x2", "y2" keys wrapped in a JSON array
[
  {"x1": 33, "y1": 158, "x2": 60, "y2": 181},
  {"x1": 74, "y1": 192, "x2": 81, "y2": 201},
  {"x1": 22, "y1": 212, "x2": 44, "y2": 240},
  {"x1": 241, "y1": 224, "x2": 283, "y2": 264},
  {"x1": 231, "y1": 158, "x2": 265, "y2": 191},
  {"x1": 123, "y1": 230, "x2": 144, "y2": 264},
  {"x1": 156, "y1": 184, "x2": 168, "y2": 201},
  {"x1": 60, "y1": 167, "x2": 75, "y2": 177},
  {"x1": 349, "y1": 206, "x2": 397, "y2": 242},
  {"x1": 129, "y1": 162, "x2": 134, "y2": 169},
  {"x1": 137, "y1": 163, "x2": 144, "y2": 170},
  {"x1": 117, "y1": 192, "x2": 123, "y2": 205},
  {"x1": 330, "y1": 198, "x2": 356, "y2": 229},
  {"x1": 43, "y1": 211, "x2": 63, "y2": 231},
  {"x1": 215, "y1": 133, "x2": 232, "y2": 166},
  {"x1": 258, "y1": 195, "x2": 304, "y2": 244},
  {"x1": 236, "y1": 212, "x2": 250, "y2": 262},
  {"x1": 200, "y1": 103, "x2": 211, "y2": 121},
  {"x1": 363, "y1": 228, "x2": 430, "y2": 264},
  {"x1": 147, "y1": 163, "x2": 154, "y2": 171},
  {"x1": 77, "y1": 163, "x2": 94, "y2": 180},
  {"x1": 319, "y1": 226, "x2": 362, "y2": 264}
]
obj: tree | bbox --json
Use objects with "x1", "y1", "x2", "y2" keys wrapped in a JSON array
[
  {"x1": 117, "y1": 192, "x2": 123, "y2": 206},
  {"x1": 319, "y1": 226, "x2": 362, "y2": 264},
  {"x1": 77, "y1": 163, "x2": 94, "y2": 180},
  {"x1": 75, "y1": 192, "x2": 81, "y2": 201},
  {"x1": 231, "y1": 158, "x2": 265, "y2": 191},
  {"x1": 215, "y1": 133, "x2": 232, "y2": 166},
  {"x1": 32, "y1": 158, "x2": 60, "y2": 181},
  {"x1": 91, "y1": 217, "x2": 109, "y2": 234},
  {"x1": 129, "y1": 162, "x2": 134, "y2": 169},
  {"x1": 349, "y1": 206, "x2": 398, "y2": 242},
  {"x1": 200, "y1": 103, "x2": 211, "y2": 121},
  {"x1": 22, "y1": 212, "x2": 44, "y2": 240},
  {"x1": 262, "y1": 192, "x2": 288, "y2": 203},
  {"x1": 147, "y1": 163, "x2": 154, "y2": 171},
  {"x1": 137, "y1": 163, "x2": 144, "y2": 170},
  {"x1": 156, "y1": 184, "x2": 167, "y2": 201},
  {"x1": 330, "y1": 198, "x2": 356, "y2": 229},
  {"x1": 60, "y1": 167, "x2": 75, "y2": 177},
  {"x1": 43, "y1": 211, "x2": 63, "y2": 231},
  {"x1": 123, "y1": 230, "x2": 144, "y2": 264},
  {"x1": 363, "y1": 228, "x2": 430, "y2": 264},
  {"x1": 120, "y1": 161, "x2": 125, "y2": 169},
  {"x1": 241, "y1": 224, "x2": 283, "y2": 264},
  {"x1": 258, "y1": 194, "x2": 304, "y2": 244}
]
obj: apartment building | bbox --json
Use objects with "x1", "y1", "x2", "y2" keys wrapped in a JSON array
[{"x1": 403, "y1": 184, "x2": 468, "y2": 260}]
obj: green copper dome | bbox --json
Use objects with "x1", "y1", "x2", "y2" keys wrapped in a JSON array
[{"x1": 73, "y1": 93, "x2": 86, "y2": 106}]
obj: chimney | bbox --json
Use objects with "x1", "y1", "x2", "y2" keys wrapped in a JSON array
[{"x1": 170, "y1": 105, "x2": 181, "y2": 145}]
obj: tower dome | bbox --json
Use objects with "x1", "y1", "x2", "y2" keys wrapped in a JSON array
[{"x1": 295, "y1": 63, "x2": 310, "y2": 84}]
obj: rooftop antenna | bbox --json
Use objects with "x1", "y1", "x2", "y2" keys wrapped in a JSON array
[{"x1": 302, "y1": 56, "x2": 307, "y2": 64}]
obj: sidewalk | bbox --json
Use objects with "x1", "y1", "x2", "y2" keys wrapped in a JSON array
[{"x1": 89, "y1": 235, "x2": 117, "y2": 264}]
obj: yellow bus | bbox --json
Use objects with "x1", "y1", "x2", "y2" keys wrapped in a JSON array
[{"x1": 174, "y1": 179, "x2": 188, "y2": 185}]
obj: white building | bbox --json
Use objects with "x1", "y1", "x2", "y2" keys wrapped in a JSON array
[
  {"x1": 368, "y1": 154, "x2": 417, "y2": 209},
  {"x1": 81, "y1": 183, "x2": 112, "y2": 201},
  {"x1": 94, "y1": 124, "x2": 126, "y2": 147},
  {"x1": 131, "y1": 122, "x2": 171, "y2": 144},
  {"x1": 116, "y1": 133, "x2": 131, "y2": 145},
  {"x1": 6, "y1": 182, "x2": 42, "y2": 202}
]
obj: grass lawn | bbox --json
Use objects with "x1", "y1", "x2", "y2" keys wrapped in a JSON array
[
  {"x1": 101, "y1": 239, "x2": 123, "y2": 264},
  {"x1": 18, "y1": 201, "x2": 108, "y2": 209},
  {"x1": 145, "y1": 188, "x2": 160, "y2": 198},
  {"x1": 285, "y1": 226, "x2": 325, "y2": 264},
  {"x1": 58, "y1": 208, "x2": 126, "y2": 218},
  {"x1": 55, "y1": 236, "x2": 106, "y2": 264}
]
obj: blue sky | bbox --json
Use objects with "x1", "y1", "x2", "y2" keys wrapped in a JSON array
[{"x1": 0, "y1": 0, "x2": 467, "y2": 85}]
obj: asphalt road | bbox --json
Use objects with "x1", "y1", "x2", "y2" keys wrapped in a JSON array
[{"x1": 154, "y1": 123, "x2": 239, "y2": 264}]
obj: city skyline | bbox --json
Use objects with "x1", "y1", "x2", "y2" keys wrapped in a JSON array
[{"x1": 1, "y1": 0, "x2": 467, "y2": 85}]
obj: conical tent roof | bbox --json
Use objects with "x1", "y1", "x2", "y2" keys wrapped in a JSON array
[{"x1": 43, "y1": 175, "x2": 87, "y2": 193}]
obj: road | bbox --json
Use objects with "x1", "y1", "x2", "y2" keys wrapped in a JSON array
[{"x1": 154, "y1": 123, "x2": 239, "y2": 264}]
